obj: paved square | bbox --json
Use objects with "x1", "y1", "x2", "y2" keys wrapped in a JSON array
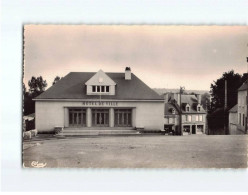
[{"x1": 23, "y1": 135, "x2": 248, "y2": 168}]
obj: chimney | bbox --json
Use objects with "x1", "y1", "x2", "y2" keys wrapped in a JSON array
[
  {"x1": 164, "y1": 93, "x2": 169, "y2": 103},
  {"x1": 125, "y1": 67, "x2": 131, "y2": 80},
  {"x1": 196, "y1": 94, "x2": 201, "y2": 104}
]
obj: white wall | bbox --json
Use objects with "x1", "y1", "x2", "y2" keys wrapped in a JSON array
[
  {"x1": 35, "y1": 100, "x2": 164, "y2": 132},
  {"x1": 237, "y1": 90, "x2": 247, "y2": 132}
]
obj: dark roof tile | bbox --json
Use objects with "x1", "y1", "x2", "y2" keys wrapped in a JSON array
[{"x1": 35, "y1": 72, "x2": 163, "y2": 100}]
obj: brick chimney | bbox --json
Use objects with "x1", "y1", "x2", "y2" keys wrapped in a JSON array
[{"x1": 125, "y1": 67, "x2": 131, "y2": 80}]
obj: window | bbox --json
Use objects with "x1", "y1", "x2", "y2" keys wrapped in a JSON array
[
  {"x1": 196, "y1": 115, "x2": 199, "y2": 121},
  {"x1": 199, "y1": 115, "x2": 203, "y2": 121},
  {"x1": 171, "y1": 108, "x2": 175, "y2": 114},
  {"x1": 101, "y1": 86, "x2": 105, "y2": 92},
  {"x1": 186, "y1": 115, "x2": 191, "y2": 122},
  {"x1": 91, "y1": 85, "x2": 110, "y2": 93},
  {"x1": 169, "y1": 117, "x2": 175, "y2": 124},
  {"x1": 92, "y1": 86, "x2": 96, "y2": 92},
  {"x1": 186, "y1": 106, "x2": 190, "y2": 112},
  {"x1": 197, "y1": 106, "x2": 201, "y2": 112}
]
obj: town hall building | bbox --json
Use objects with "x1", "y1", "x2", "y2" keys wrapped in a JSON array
[{"x1": 34, "y1": 67, "x2": 164, "y2": 134}]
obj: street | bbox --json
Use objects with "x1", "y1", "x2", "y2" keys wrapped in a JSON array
[{"x1": 23, "y1": 135, "x2": 248, "y2": 168}]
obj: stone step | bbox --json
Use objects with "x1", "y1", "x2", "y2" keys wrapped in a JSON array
[
  {"x1": 64, "y1": 127, "x2": 134, "y2": 130},
  {"x1": 58, "y1": 130, "x2": 140, "y2": 136}
]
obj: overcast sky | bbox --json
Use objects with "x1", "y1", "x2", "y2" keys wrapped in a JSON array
[{"x1": 24, "y1": 25, "x2": 248, "y2": 91}]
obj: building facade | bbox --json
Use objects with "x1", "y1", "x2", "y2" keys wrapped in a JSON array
[
  {"x1": 34, "y1": 68, "x2": 164, "y2": 133},
  {"x1": 228, "y1": 104, "x2": 238, "y2": 134},
  {"x1": 236, "y1": 80, "x2": 248, "y2": 133},
  {"x1": 164, "y1": 93, "x2": 207, "y2": 135}
]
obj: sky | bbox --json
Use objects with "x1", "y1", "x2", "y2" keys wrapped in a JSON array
[{"x1": 24, "y1": 25, "x2": 248, "y2": 91}]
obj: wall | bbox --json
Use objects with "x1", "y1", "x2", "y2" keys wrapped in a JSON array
[
  {"x1": 229, "y1": 112, "x2": 238, "y2": 135},
  {"x1": 35, "y1": 100, "x2": 164, "y2": 132},
  {"x1": 237, "y1": 90, "x2": 247, "y2": 133},
  {"x1": 164, "y1": 115, "x2": 180, "y2": 126},
  {"x1": 182, "y1": 114, "x2": 206, "y2": 124}
]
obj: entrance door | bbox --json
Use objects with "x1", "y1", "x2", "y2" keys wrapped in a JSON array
[
  {"x1": 69, "y1": 108, "x2": 86, "y2": 127},
  {"x1": 192, "y1": 125, "x2": 196, "y2": 134},
  {"x1": 114, "y1": 109, "x2": 132, "y2": 127},
  {"x1": 92, "y1": 109, "x2": 109, "y2": 127}
]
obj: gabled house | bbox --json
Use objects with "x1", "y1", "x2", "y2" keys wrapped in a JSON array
[
  {"x1": 34, "y1": 67, "x2": 164, "y2": 133},
  {"x1": 228, "y1": 104, "x2": 238, "y2": 134},
  {"x1": 164, "y1": 93, "x2": 207, "y2": 135},
  {"x1": 236, "y1": 80, "x2": 248, "y2": 134}
]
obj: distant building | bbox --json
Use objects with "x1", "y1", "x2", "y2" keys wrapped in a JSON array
[
  {"x1": 236, "y1": 80, "x2": 248, "y2": 134},
  {"x1": 228, "y1": 104, "x2": 238, "y2": 134},
  {"x1": 164, "y1": 93, "x2": 207, "y2": 135}
]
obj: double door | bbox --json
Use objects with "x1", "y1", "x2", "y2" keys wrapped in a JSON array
[
  {"x1": 114, "y1": 109, "x2": 132, "y2": 127},
  {"x1": 69, "y1": 108, "x2": 86, "y2": 127},
  {"x1": 92, "y1": 109, "x2": 109, "y2": 127}
]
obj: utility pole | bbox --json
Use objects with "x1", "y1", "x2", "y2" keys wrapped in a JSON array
[
  {"x1": 179, "y1": 86, "x2": 185, "y2": 136},
  {"x1": 205, "y1": 99, "x2": 209, "y2": 135},
  {"x1": 224, "y1": 80, "x2": 228, "y2": 135},
  {"x1": 246, "y1": 57, "x2": 248, "y2": 134}
]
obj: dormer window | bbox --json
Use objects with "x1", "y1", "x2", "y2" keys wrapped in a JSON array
[
  {"x1": 97, "y1": 86, "x2": 100, "y2": 92},
  {"x1": 171, "y1": 108, "x2": 175, "y2": 114},
  {"x1": 92, "y1": 86, "x2": 96, "y2": 92},
  {"x1": 197, "y1": 106, "x2": 201, "y2": 112},
  {"x1": 92, "y1": 85, "x2": 110, "y2": 93},
  {"x1": 186, "y1": 106, "x2": 190, "y2": 112},
  {"x1": 85, "y1": 69, "x2": 116, "y2": 95}
]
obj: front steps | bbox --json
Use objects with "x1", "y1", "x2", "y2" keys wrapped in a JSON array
[{"x1": 57, "y1": 129, "x2": 141, "y2": 136}]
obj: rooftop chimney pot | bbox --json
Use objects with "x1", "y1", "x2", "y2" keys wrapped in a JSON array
[{"x1": 125, "y1": 67, "x2": 131, "y2": 80}]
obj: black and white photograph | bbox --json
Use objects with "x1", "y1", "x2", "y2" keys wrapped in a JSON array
[{"x1": 22, "y1": 25, "x2": 248, "y2": 168}]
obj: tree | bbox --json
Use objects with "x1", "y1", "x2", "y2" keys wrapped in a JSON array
[
  {"x1": 210, "y1": 70, "x2": 244, "y2": 112},
  {"x1": 52, "y1": 76, "x2": 62, "y2": 85},
  {"x1": 28, "y1": 76, "x2": 47, "y2": 97},
  {"x1": 23, "y1": 83, "x2": 33, "y2": 115},
  {"x1": 201, "y1": 92, "x2": 210, "y2": 111},
  {"x1": 23, "y1": 76, "x2": 47, "y2": 115}
]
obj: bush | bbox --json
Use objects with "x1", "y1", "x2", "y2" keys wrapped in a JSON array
[
  {"x1": 23, "y1": 131, "x2": 32, "y2": 140},
  {"x1": 30, "y1": 129, "x2": 38, "y2": 137},
  {"x1": 54, "y1": 127, "x2": 63, "y2": 134}
]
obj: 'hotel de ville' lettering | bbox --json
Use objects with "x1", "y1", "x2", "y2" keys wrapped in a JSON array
[{"x1": 82, "y1": 101, "x2": 118, "y2": 106}]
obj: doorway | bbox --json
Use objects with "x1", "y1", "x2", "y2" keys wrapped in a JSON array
[
  {"x1": 92, "y1": 109, "x2": 109, "y2": 127},
  {"x1": 192, "y1": 125, "x2": 196, "y2": 134},
  {"x1": 69, "y1": 108, "x2": 86, "y2": 127}
]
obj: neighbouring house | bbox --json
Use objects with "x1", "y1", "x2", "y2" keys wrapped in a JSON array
[
  {"x1": 164, "y1": 93, "x2": 207, "y2": 135},
  {"x1": 34, "y1": 67, "x2": 164, "y2": 134},
  {"x1": 164, "y1": 95, "x2": 180, "y2": 134},
  {"x1": 228, "y1": 104, "x2": 238, "y2": 134},
  {"x1": 236, "y1": 80, "x2": 248, "y2": 134}
]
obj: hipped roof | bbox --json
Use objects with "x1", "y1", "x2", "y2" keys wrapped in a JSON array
[{"x1": 35, "y1": 72, "x2": 163, "y2": 100}]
